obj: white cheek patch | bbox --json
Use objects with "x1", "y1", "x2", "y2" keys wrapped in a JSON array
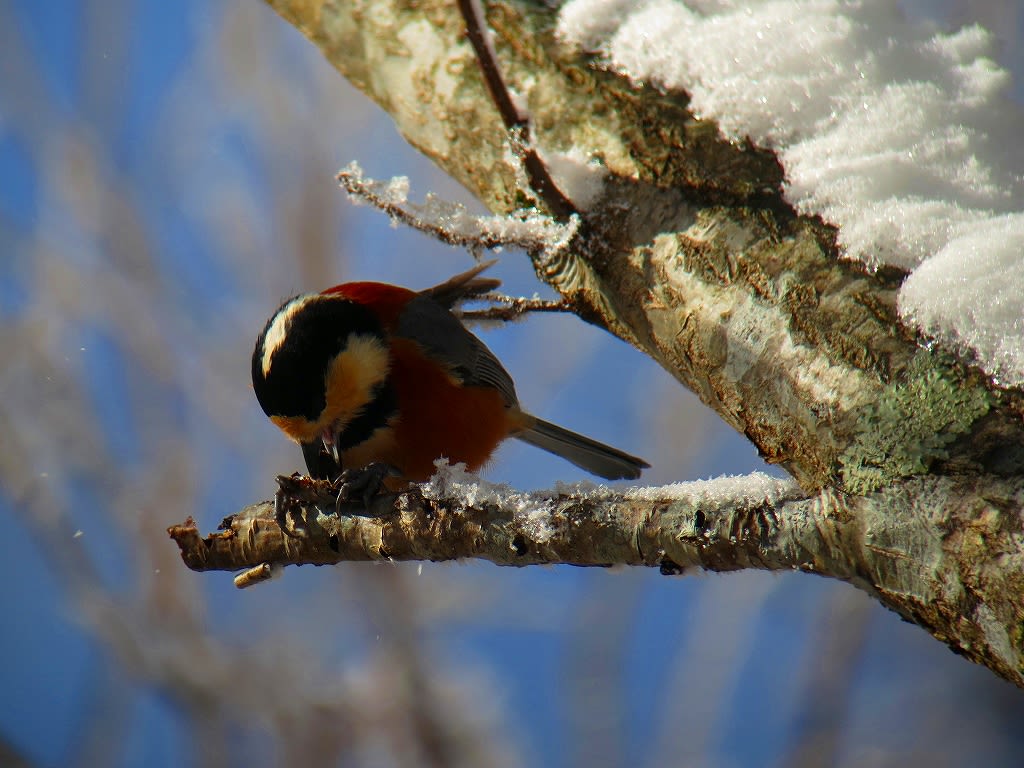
[{"x1": 261, "y1": 294, "x2": 316, "y2": 377}]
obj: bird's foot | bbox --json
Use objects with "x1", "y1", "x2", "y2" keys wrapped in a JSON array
[
  {"x1": 334, "y1": 462, "x2": 402, "y2": 515},
  {"x1": 275, "y1": 476, "x2": 306, "y2": 538}
]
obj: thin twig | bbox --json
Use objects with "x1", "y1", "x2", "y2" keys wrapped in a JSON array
[
  {"x1": 456, "y1": 0, "x2": 578, "y2": 220},
  {"x1": 338, "y1": 168, "x2": 489, "y2": 249},
  {"x1": 458, "y1": 293, "x2": 570, "y2": 323}
]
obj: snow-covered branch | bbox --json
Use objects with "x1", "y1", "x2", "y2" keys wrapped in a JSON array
[
  {"x1": 170, "y1": 466, "x2": 1024, "y2": 685},
  {"x1": 170, "y1": 468, "x2": 805, "y2": 577},
  {"x1": 338, "y1": 162, "x2": 579, "y2": 258}
]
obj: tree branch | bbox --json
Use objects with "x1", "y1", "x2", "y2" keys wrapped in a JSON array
[
  {"x1": 253, "y1": 0, "x2": 1024, "y2": 687},
  {"x1": 268, "y1": 0, "x2": 1024, "y2": 492},
  {"x1": 337, "y1": 162, "x2": 579, "y2": 258},
  {"x1": 170, "y1": 467, "x2": 1024, "y2": 686},
  {"x1": 171, "y1": 470, "x2": 808, "y2": 575},
  {"x1": 457, "y1": 293, "x2": 568, "y2": 323},
  {"x1": 456, "y1": 0, "x2": 578, "y2": 219}
]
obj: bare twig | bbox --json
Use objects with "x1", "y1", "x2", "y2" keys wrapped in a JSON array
[
  {"x1": 457, "y1": 292, "x2": 570, "y2": 323},
  {"x1": 233, "y1": 562, "x2": 280, "y2": 589},
  {"x1": 456, "y1": 0, "x2": 578, "y2": 219}
]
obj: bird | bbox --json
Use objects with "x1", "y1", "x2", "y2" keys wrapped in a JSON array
[{"x1": 251, "y1": 263, "x2": 648, "y2": 497}]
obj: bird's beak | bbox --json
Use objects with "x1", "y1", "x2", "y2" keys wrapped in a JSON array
[{"x1": 302, "y1": 439, "x2": 340, "y2": 480}]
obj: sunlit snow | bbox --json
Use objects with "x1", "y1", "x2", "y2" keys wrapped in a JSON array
[{"x1": 558, "y1": 0, "x2": 1024, "y2": 385}]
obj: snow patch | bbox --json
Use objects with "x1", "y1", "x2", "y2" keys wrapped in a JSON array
[
  {"x1": 899, "y1": 214, "x2": 1024, "y2": 386},
  {"x1": 422, "y1": 463, "x2": 801, "y2": 543},
  {"x1": 625, "y1": 472, "x2": 801, "y2": 506},
  {"x1": 540, "y1": 146, "x2": 607, "y2": 209},
  {"x1": 423, "y1": 460, "x2": 557, "y2": 543},
  {"x1": 558, "y1": 0, "x2": 1024, "y2": 385}
]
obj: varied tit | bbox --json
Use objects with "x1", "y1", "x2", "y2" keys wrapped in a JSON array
[{"x1": 251, "y1": 263, "x2": 648, "y2": 490}]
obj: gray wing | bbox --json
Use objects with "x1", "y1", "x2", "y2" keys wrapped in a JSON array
[{"x1": 396, "y1": 293, "x2": 519, "y2": 407}]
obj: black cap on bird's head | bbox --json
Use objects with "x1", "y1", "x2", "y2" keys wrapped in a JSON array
[{"x1": 251, "y1": 292, "x2": 391, "y2": 476}]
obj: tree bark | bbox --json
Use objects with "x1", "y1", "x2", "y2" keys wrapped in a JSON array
[{"x1": 179, "y1": 0, "x2": 1024, "y2": 686}]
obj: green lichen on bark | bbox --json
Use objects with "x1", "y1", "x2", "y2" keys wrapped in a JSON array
[{"x1": 840, "y1": 352, "x2": 992, "y2": 493}]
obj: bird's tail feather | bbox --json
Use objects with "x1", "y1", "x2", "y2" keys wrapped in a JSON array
[
  {"x1": 515, "y1": 417, "x2": 648, "y2": 480},
  {"x1": 422, "y1": 260, "x2": 501, "y2": 308}
]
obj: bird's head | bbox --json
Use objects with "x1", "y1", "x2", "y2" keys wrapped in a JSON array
[{"x1": 252, "y1": 292, "x2": 390, "y2": 471}]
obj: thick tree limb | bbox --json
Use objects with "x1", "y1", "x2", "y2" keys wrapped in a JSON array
[{"x1": 248, "y1": 0, "x2": 1024, "y2": 686}]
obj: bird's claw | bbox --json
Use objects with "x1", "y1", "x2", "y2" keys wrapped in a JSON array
[
  {"x1": 274, "y1": 481, "x2": 304, "y2": 538},
  {"x1": 335, "y1": 462, "x2": 401, "y2": 515}
]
